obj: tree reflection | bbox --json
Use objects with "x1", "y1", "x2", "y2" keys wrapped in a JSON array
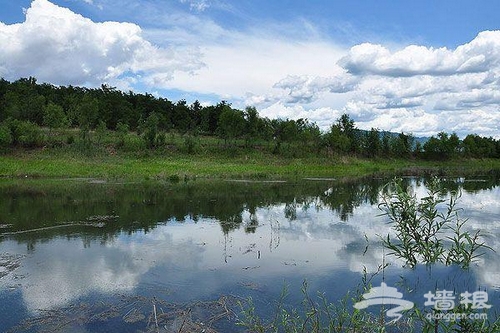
[{"x1": 0, "y1": 174, "x2": 498, "y2": 244}]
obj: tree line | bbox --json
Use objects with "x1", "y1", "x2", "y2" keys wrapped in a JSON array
[{"x1": 0, "y1": 77, "x2": 499, "y2": 159}]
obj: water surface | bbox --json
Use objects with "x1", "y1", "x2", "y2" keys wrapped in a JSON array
[{"x1": 0, "y1": 175, "x2": 499, "y2": 331}]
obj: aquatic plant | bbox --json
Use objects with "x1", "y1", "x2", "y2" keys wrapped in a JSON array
[{"x1": 378, "y1": 177, "x2": 492, "y2": 268}]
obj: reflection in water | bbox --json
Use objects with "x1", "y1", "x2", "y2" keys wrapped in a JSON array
[{"x1": 0, "y1": 174, "x2": 499, "y2": 332}]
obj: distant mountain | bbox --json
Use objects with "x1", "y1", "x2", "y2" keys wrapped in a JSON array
[
  {"x1": 358, "y1": 129, "x2": 430, "y2": 145},
  {"x1": 381, "y1": 130, "x2": 430, "y2": 145}
]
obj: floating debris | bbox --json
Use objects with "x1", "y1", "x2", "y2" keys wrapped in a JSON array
[
  {"x1": 242, "y1": 266, "x2": 260, "y2": 270},
  {"x1": 283, "y1": 261, "x2": 297, "y2": 266},
  {"x1": 8, "y1": 294, "x2": 239, "y2": 333},
  {"x1": 86, "y1": 215, "x2": 119, "y2": 222},
  {"x1": 241, "y1": 243, "x2": 256, "y2": 255}
]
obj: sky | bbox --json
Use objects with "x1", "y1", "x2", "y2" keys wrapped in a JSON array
[{"x1": 1, "y1": 0, "x2": 500, "y2": 137}]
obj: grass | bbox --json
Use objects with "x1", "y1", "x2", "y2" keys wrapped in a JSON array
[
  {"x1": 1, "y1": 146, "x2": 500, "y2": 182},
  {"x1": 1, "y1": 127, "x2": 500, "y2": 181}
]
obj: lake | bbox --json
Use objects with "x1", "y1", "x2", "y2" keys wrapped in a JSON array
[{"x1": 0, "y1": 175, "x2": 499, "y2": 332}]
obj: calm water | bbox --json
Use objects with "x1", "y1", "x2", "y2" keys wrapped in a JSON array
[{"x1": 0, "y1": 175, "x2": 499, "y2": 332}]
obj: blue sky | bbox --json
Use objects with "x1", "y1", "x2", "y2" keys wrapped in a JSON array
[
  {"x1": 1, "y1": 0, "x2": 500, "y2": 137},
  {"x1": 3, "y1": 0, "x2": 493, "y2": 46}
]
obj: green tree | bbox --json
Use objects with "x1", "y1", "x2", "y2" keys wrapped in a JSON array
[
  {"x1": 423, "y1": 132, "x2": 461, "y2": 160},
  {"x1": 391, "y1": 132, "x2": 414, "y2": 157},
  {"x1": 365, "y1": 128, "x2": 381, "y2": 157},
  {"x1": 244, "y1": 106, "x2": 260, "y2": 146},
  {"x1": 3, "y1": 91, "x2": 22, "y2": 120},
  {"x1": 326, "y1": 123, "x2": 350, "y2": 155},
  {"x1": 142, "y1": 112, "x2": 159, "y2": 149},
  {"x1": 43, "y1": 102, "x2": 67, "y2": 133},
  {"x1": 5, "y1": 78, "x2": 46, "y2": 124},
  {"x1": 199, "y1": 102, "x2": 227, "y2": 135},
  {"x1": 172, "y1": 100, "x2": 191, "y2": 133},
  {"x1": 462, "y1": 134, "x2": 497, "y2": 158},
  {"x1": 338, "y1": 113, "x2": 358, "y2": 153},
  {"x1": 381, "y1": 132, "x2": 391, "y2": 156},
  {"x1": 297, "y1": 118, "x2": 321, "y2": 153},
  {"x1": 98, "y1": 84, "x2": 133, "y2": 130},
  {"x1": 268, "y1": 119, "x2": 298, "y2": 154},
  {"x1": 76, "y1": 96, "x2": 99, "y2": 145},
  {"x1": 325, "y1": 114, "x2": 359, "y2": 155},
  {"x1": 217, "y1": 107, "x2": 245, "y2": 145}
]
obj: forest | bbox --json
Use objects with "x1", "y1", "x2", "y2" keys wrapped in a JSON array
[{"x1": 0, "y1": 77, "x2": 499, "y2": 160}]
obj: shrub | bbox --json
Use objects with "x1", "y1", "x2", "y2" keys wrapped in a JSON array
[
  {"x1": 7, "y1": 119, "x2": 43, "y2": 148},
  {"x1": 183, "y1": 135, "x2": 196, "y2": 154},
  {"x1": 0, "y1": 123, "x2": 13, "y2": 148},
  {"x1": 116, "y1": 122, "x2": 129, "y2": 147},
  {"x1": 379, "y1": 177, "x2": 492, "y2": 268},
  {"x1": 17, "y1": 121, "x2": 43, "y2": 147}
]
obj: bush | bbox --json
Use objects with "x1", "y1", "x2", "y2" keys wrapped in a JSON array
[
  {"x1": 0, "y1": 124, "x2": 13, "y2": 148},
  {"x1": 379, "y1": 177, "x2": 492, "y2": 268},
  {"x1": 142, "y1": 113, "x2": 159, "y2": 149},
  {"x1": 7, "y1": 119, "x2": 43, "y2": 148},
  {"x1": 183, "y1": 135, "x2": 196, "y2": 154},
  {"x1": 116, "y1": 122, "x2": 129, "y2": 147},
  {"x1": 18, "y1": 122, "x2": 43, "y2": 147},
  {"x1": 95, "y1": 120, "x2": 107, "y2": 145}
]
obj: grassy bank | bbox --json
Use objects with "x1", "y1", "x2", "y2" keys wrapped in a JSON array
[{"x1": 1, "y1": 147, "x2": 500, "y2": 181}]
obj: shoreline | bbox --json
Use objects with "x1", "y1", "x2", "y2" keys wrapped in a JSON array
[{"x1": 1, "y1": 150, "x2": 499, "y2": 182}]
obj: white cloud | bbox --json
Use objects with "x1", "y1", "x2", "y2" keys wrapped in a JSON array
[
  {"x1": 180, "y1": 0, "x2": 210, "y2": 12},
  {"x1": 259, "y1": 102, "x2": 343, "y2": 130},
  {"x1": 11, "y1": 225, "x2": 207, "y2": 312},
  {"x1": 259, "y1": 31, "x2": 500, "y2": 137},
  {"x1": 272, "y1": 73, "x2": 358, "y2": 104},
  {"x1": 0, "y1": 0, "x2": 203, "y2": 87},
  {"x1": 214, "y1": 28, "x2": 497, "y2": 137},
  {"x1": 162, "y1": 36, "x2": 346, "y2": 104},
  {"x1": 338, "y1": 31, "x2": 500, "y2": 77}
]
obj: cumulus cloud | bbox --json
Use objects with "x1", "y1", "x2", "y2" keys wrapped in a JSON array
[
  {"x1": 338, "y1": 31, "x2": 500, "y2": 77},
  {"x1": 258, "y1": 31, "x2": 500, "y2": 137},
  {"x1": 272, "y1": 73, "x2": 358, "y2": 104},
  {"x1": 338, "y1": 31, "x2": 500, "y2": 119},
  {"x1": 0, "y1": 0, "x2": 204, "y2": 87}
]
